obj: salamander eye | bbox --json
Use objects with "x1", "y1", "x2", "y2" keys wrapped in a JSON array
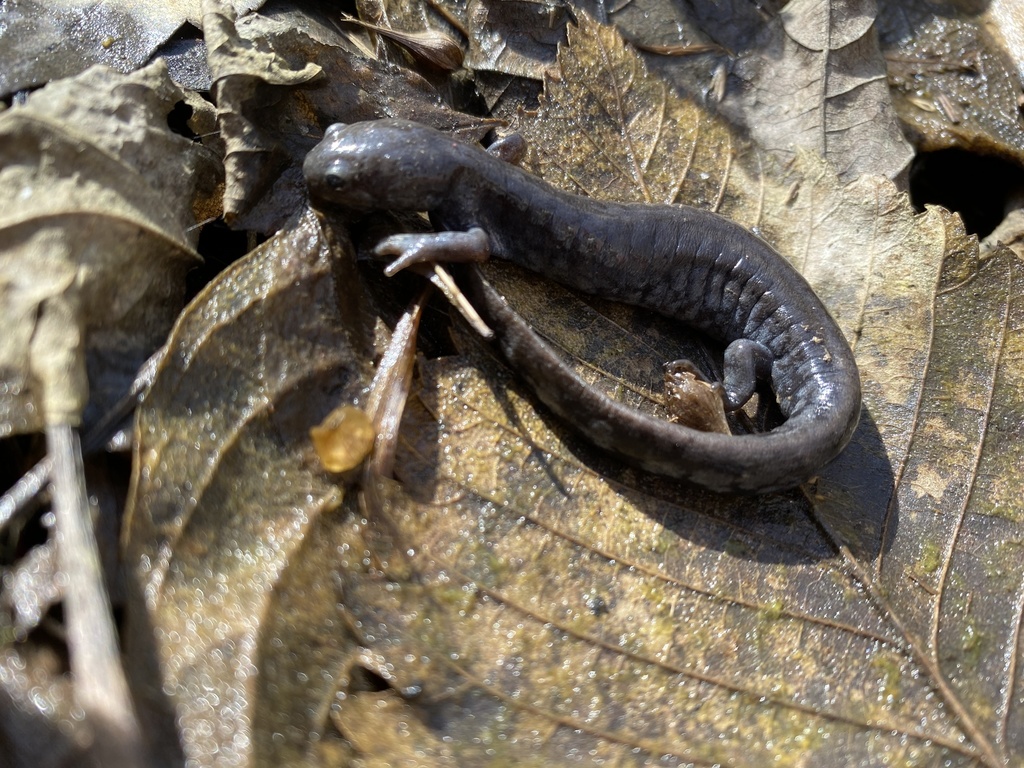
[{"x1": 322, "y1": 156, "x2": 358, "y2": 191}]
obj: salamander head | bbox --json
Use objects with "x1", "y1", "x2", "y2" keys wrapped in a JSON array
[{"x1": 304, "y1": 120, "x2": 462, "y2": 211}]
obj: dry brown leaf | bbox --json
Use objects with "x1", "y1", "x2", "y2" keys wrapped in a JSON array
[
  {"x1": 0, "y1": 61, "x2": 214, "y2": 434},
  {"x1": 463, "y1": 0, "x2": 567, "y2": 80},
  {"x1": 733, "y1": 0, "x2": 912, "y2": 181},
  {"x1": 520, "y1": 15, "x2": 747, "y2": 209},
  {"x1": 205, "y1": 7, "x2": 323, "y2": 230},
  {"x1": 339, "y1": 12, "x2": 464, "y2": 71},
  {"x1": 506, "y1": 0, "x2": 914, "y2": 183}
]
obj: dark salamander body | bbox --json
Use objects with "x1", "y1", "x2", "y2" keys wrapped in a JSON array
[{"x1": 304, "y1": 119, "x2": 861, "y2": 493}]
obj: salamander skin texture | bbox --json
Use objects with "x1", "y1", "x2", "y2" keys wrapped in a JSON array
[{"x1": 304, "y1": 119, "x2": 862, "y2": 493}]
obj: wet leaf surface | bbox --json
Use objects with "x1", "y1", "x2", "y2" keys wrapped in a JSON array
[
  {"x1": 464, "y1": 0, "x2": 571, "y2": 79},
  {"x1": 123, "y1": 209, "x2": 375, "y2": 767},
  {"x1": 115, "y1": 12, "x2": 1024, "y2": 767},
  {"x1": 879, "y1": 0, "x2": 1024, "y2": 161}
]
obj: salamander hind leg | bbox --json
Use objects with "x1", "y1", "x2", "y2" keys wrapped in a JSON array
[
  {"x1": 721, "y1": 338, "x2": 774, "y2": 412},
  {"x1": 376, "y1": 228, "x2": 491, "y2": 275}
]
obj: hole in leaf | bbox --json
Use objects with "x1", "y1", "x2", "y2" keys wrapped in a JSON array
[
  {"x1": 909, "y1": 148, "x2": 1024, "y2": 237},
  {"x1": 348, "y1": 665, "x2": 391, "y2": 693},
  {"x1": 166, "y1": 100, "x2": 197, "y2": 140}
]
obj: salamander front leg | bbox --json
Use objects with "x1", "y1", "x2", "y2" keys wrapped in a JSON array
[
  {"x1": 375, "y1": 228, "x2": 491, "y2": 275},
  {"x1": 374, "y1": 228, "x2": 496, "y2": 338}
]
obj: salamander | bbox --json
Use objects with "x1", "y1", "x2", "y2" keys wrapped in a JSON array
[{"x1": 303, "y1": 119, "x2": 861, "y2": 493}]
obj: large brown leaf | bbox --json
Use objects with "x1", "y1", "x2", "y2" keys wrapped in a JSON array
[{"x1": 123, "y1": 208, "x2": 375, "y2": 766}]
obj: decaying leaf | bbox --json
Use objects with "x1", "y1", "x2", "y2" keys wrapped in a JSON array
[
  {"x1": 741, "y1": 0, "x2": 913, "y2": 181},
  {"x1": 0, "y1": 61, "x2": 215, "y2": 435},
  {"x1": 0, "y1": 0, "x2": 212, "y2": 96},
  {"x1": 520, "y1": 14, "x2": 749, "y2": 209},
  {"x1": 206, "y1": 6, "x2": 323, "y2": 231},
  {"x1": 879, "y1": 1, "x2": 1024, "y2": 162},
  {"x1": 338, "y1": 13, "x2": 464, "y2": 71},
  {"x1": 572, "y1": 0, "x2": 913, "y2": 183},
  {"x1": 464, "y1": 0, "x2": 568, "y2": 80},
  {"x1": 356, "y1": 15, "x2": 1022, "y2": 764}
]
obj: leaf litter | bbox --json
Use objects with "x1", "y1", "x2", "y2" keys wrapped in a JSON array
[
  {"x1": 3, "y1": 1, "x2": 1024, "y2": 766},
  {"x1": 116, "y1": 9, "x2": 1024, "y2": 768}
]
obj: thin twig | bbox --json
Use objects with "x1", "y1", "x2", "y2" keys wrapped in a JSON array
[{"x1": 47, "y1": 423, "x2": 146, "y2": 768}]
